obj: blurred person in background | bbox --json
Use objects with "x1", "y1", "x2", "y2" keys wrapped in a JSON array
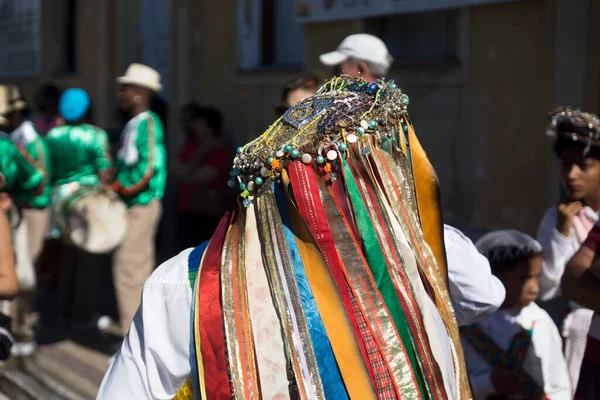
[
  {"x1": 275, "y1": 74, "x2": 322, "y2": 116},
  {"x1": 46, "y1": 88, "x2": 114, "y2": 329},
  {"x1": 172, "y1": 105, "x2": 230, "y2": 249},
  {"x1": 112, "y1": 63, "x2": 167, "y2": 334},
  {"x1": 319, "y1": 33, "x2": 393, "y2": 83},
  {"x1": 0, "y1": 84, "x2": 51, "y2": 357},
  {"x1": 34, "y1": 83, "x2": 62, "y2": 136}
]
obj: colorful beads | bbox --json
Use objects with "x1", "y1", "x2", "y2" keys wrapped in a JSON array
[
  {"x1": 347, "y1": 133, "x2": 358, "y2": 143},
  {"x1": 357, "y1": 127, "x2": 365, "y2": 135},
  {"x1": 255, "y1": 177, "x2": 263, "y2": 185},
  {"x1": 360, "y1": 120, "x2": 369, "y2": 129},
  {"x1": 227, "y1": 179, "x2": 236, "y2": 188},
  {"x1": 291, "y1": 149, "x2": 300, "y2": 158},
  {"x1": 276, "y1": 150, "x2": 285, "y2": 158},
  {"x1": 402, "y1": 124, "x2": 408, "y2": 133},
  {"x1": 284, "y1": 144, "x2": 293, "y2": 153},
  {"x1": 243, "y1": 199, "x2": 252, "y2": 207},
  {"x1": 302, "y1": 154, "x2": 312, "y2": 164},
  {"x1": 239, "y1": 182, "x2": 247, "y2": 190},
  {"x1": 260, "y1": 167, "x2": 270, "y2": 177},
  {"x1": 236, "y1": 146, "x2": 243, "y2": 153},
  {"x1": 267, "y1": 157, "x2": 274, "y2": 165},
  {"x1": 247, "y1": 181, "x2": 255, "y2": 191},
  {"x1": 316, "y1": 155, "x2": 325, "y2": 164},
  {"x1": 390, "y1": 83, "x2": 397, "y2": 89},
  {"x1": 241, "y1": 189, "x2": 250, "y2": 198},
  {"x1": 271, "y1": 159, "x2": 280, "y2": 168},
  {"x1": 323, "y1": 163, "x2": 332, "y2": 172},
  {"x1": 327, "y1": 150, "x2": 338, "y2": 161},
  {"x1": 339, "y1": 143, "x2": 348, "y2": 151},
  {"x1": 368, "y1": 120, "x2": 377, "y2": 129}
]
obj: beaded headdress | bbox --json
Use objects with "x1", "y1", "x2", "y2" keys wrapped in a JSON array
[
  {"x1": 546, "y1": 106, "x2": 600, "y2": 155},
  {"x1": 229, "y1": 76, "x2": 410, "y2": 206}
]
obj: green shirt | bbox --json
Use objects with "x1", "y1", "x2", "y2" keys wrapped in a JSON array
[
  {"x1": 0, "y1": 136, "x2": 43, "y2": 206},
  {"x1": 115, "y1": 111, "x2": 166, "y2": 206},
  {"x1": 10, "y1": 121, "x2": 51, "y2": 208},
  {"x1": 46, "y1": 124, "x2": 113, "y2": 186}
]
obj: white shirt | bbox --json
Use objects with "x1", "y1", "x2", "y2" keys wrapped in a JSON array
[
  {"x1": 444, "y1": 225, "x2": 505, "y2": 326},
  {"x1": 461, "y1": 302, "x2": 571, "y2": 400},
  {"x1": 10, "y1": 120, "x2": 39, "y2": 147},
  {"x1": 536, "y1": 205, "x2": 597, "y2": 301},
  {"x1": 97, "y1": 249, "x2": 193, "y2": 400}
]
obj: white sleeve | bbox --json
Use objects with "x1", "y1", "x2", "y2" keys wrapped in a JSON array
[
  {"x1": 97, "y1": 250, "x2": 193, "y2": 400},
  {"x1": 536, "y1": 207, "x2": 577, "y2": 301},
  {"x1": 532, "y1": 310, "x2": 572, "y2": 400},
  {"x1": 445, "y1": 225, "x2": 506, "y2": 326}
]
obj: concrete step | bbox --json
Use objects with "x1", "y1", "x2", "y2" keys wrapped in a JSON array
[{"x1": 0, "y1": 338, "x2": 111, "y2": 400}]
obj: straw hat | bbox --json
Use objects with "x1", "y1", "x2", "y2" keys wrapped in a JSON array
[
  {"x1": 116, "y1": 63, "x2": 162, "y2": 92},
  {"x1": 0, "y1": 85, "x2": 27, "y2": 116}
]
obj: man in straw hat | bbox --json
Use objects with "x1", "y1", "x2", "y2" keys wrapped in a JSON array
[
  {"x1": 111, "y1": 63, "x2": 167, "y2": 335},
  {"x1": 0, "y1": 84, "x2": 51, "y2": 356},
  {"x1": 100, "y1": 76, "x2": 472, "y2": 399}
]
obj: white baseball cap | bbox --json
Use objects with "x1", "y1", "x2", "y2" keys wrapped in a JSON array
[
  {"x1": 319, "y1": 34, "x2": 393, "y2": 72},
  {"x1": 117, "y1": 63, "x2": 163, "y2": 92}
]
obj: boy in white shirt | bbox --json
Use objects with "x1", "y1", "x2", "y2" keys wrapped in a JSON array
[{"x1": 460, "y1": 230, "x2": 570, "y2": 399}]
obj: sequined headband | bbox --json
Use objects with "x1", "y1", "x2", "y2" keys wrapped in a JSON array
[
  {"x1": 546, "y1": 106, "x2": 600, "y2": 154},
  {"x1": 229, "y1": 76, "x2": 410, "y2": 206}
]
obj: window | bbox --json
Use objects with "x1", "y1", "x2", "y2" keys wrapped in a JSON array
[
  {"x1": 57, "y1": 0, "x2": 77, "y2": 74},
  {"x1": 238, "y1": 0, "x2": 304, "y2": 69},
  {"x1": 365, "y1": 10, "x2": 460, "y2": 65},
  {"x1": 0, "y1": 0, "x2": 42, "y2": 76}
]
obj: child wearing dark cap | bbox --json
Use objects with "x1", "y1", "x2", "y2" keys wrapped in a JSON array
[{"x1": 459, "y1": 230, "x2": 570, "y2": 399}]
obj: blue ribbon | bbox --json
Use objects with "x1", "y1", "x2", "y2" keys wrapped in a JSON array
[{"x1": 275, "y1": 186, "x2": 349, "y2": 400}]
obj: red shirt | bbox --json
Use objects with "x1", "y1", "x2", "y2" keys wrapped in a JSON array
[{"x1": 177, "y1": 142, "x2": 229, "y2": 212}]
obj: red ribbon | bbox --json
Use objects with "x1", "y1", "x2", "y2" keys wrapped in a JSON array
[{"x1": 198, "y1": 211, "x2": 233, "y2": 399}]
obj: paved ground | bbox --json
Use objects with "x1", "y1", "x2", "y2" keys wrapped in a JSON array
[{"x1": 0, "y1": 323, "x2": 122, "y2": 400}]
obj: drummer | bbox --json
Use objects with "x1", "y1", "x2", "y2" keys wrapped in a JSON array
[
  {"x1": 46, "y1": 88, "x2": 114, "y2": 326},
  {"x1": 112, "y1": 64, "x2": 167, "y2": 334}
]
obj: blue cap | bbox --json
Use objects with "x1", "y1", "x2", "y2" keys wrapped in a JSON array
[{"x1": 59, "y1": 88, "x2": 90, "y2": 122}]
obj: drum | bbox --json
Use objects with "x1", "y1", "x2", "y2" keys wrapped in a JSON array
[{"x1": 55, "y1": 188, "x2": 127, "y2": 254}]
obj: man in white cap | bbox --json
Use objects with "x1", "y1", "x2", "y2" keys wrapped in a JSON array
[
  {"x1": 112, "y1": 63, "x2": 167, "y2": 335},
  {"x1": 322, "y1": 35, "x2": 507, "y2": 328},
  {"x1": 319, "y1": 33, "x2": 393, "y2": 83}
]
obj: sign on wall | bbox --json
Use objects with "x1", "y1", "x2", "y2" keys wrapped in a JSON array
[
  {"x1": 296, "y1": 0, "x2": 520, "y2": 22},
  {"x1": 0, "y1": 0, "x2": 41, "y2": 76}
]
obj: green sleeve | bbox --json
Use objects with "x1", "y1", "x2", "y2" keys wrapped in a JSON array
[
  {"x1": 116, "y1": 117, "x2": 156, "y2": 196},
  {"x1": 95, "y1": 130, "x2": 114, "y2": 173},
  {"x1": 10, "y1": 146, "x2": 43, "y2": 205}
]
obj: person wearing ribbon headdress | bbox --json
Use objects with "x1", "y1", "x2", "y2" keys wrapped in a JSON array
[
  {"x1": 99, "y1": 76, "x2": 472, "y2": 399},
  {"x1": 464, "y1": 230, "x2": 570, "y2": 399},
  {"x1": 0, "y1": 85, "x2": 51, "y2": 356},
  {"x1": 45, "y1": 88, "x2": 114, "y2": 327},
  {"x1": 112, "y1": 64, "x2": 167, "y2": 334}
]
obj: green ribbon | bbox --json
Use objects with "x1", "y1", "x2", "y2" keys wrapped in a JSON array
[{"x1": 342, "y1": 158, "x2": 428, "y2": 399}]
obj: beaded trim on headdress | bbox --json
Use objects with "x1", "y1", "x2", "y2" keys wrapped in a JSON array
[
  {"x1": 546, "y1": 106, "x2": 600, "y2": 155},
  {"x1": 228, "y1": 76, "x2": 410, "y2": 206}
]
